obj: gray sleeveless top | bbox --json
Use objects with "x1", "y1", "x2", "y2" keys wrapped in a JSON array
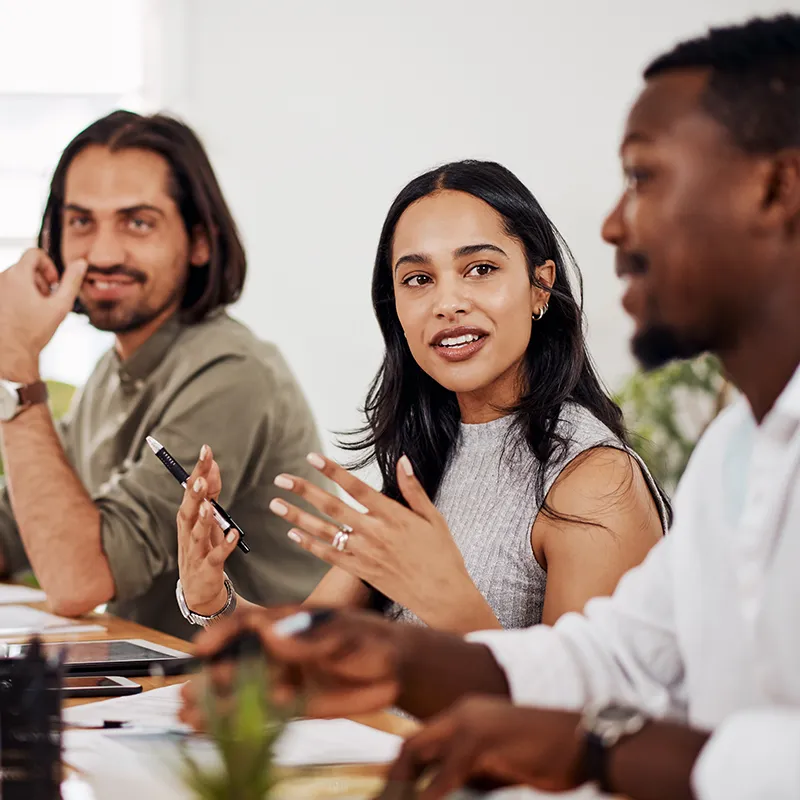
[{"x1": 386, "y1": 402, "x2": 668, "y2": 629}]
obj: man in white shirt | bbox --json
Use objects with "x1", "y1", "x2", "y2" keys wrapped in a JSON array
[{"x1": 181, "y1": 13, "x2": 800, "y2": 800}]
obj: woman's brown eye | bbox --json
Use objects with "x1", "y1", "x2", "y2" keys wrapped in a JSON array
[{"x1": 469, "y1": 264, "x2": 497, "y2": 277}]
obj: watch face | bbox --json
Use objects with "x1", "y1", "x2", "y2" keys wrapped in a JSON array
[{"x1": 0, "y1": 384, "x2": 18, "y2": 422}]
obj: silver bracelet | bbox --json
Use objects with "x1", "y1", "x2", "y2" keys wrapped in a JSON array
[{"x1": 176, "y1": 573, "x2": 237, "y2": 627}]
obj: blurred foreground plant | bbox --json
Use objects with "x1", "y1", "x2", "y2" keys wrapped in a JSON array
[
  {"x1": 614, "y1": 354, "x2": 730, "y2": 494},
  {"x1": 181, "y1": 657, "x2": 294, "y2": 800}
]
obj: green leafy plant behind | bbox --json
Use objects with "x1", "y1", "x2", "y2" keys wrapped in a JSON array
[
  {"x1": 0, "y1": 380, "x2": 76, "y2": 478},
  {"x1": 614, "y1": 354, "x2": 730, "y2": 494},
  {"x1": 181, "y1": 657, "x2": 294, "y2": 800}
]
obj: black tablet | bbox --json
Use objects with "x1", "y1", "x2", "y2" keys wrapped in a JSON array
[{"x1": 5, "y1": 638, "x2": 191, "y2": 677}]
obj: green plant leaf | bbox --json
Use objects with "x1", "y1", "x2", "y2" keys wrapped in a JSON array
[
  {"x1": 180, "y1": 656, "x2": 291, "y2": 799},
  {"x1": 614, "y1": 354, "x2": 729, "y2": 493}
]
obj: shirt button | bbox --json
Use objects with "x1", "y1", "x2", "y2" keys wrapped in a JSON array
[{"x1": 134, "y1": 380, "x2": 145, "y2": 391}]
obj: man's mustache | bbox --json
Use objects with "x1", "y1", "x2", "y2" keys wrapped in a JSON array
[
  {"x1": 83, "y1": 265, "x2": 147, "y2": 283},
  {"x1": 615, "y1": 251, "x2": 649, "y2": 279}
]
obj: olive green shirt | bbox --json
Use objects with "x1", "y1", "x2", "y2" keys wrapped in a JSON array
[{"x1": 0, "y1": 312, "x2": 329, "y2": 639}]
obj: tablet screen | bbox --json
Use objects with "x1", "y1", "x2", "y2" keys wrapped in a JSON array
[{"x1": 7, "y1": 639, "x2": 189, "y2": 665}]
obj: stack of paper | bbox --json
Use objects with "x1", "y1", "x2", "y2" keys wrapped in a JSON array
[
  {"x1": 0, "y1": 584, "x2": 48, "y2": 604},
  {"x1": 62, "y1": 686, "x2": 608, "y2": 799},
  {"x1": 64, "y1": 683, "x2": 403, "y2": 765},
  {"x1": 63, "y1": 683, "x2": 405, "y2": 798},
  {"x1": 0, "y1": 604, "x2": 104, "y2": 639},
  {"x1": 64, "y1": 682, "x2": 190, "y2": 733}
]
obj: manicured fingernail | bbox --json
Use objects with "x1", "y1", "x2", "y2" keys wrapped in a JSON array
[
  {"x1": 270, "y1": 499, "x2": 289, "y2": 516},
  {"x1": 274, "y1": 474, "x2": 294, "y2": 490},
  {"x1": 193, "y1": 478, "x2": 203, "y2": 493},
  {"x1": 199, "y1": 503, "x2": 208, "y2": 519},
  {"x1": 287, "y1": 530, "x2": 302, "y2": 543},
  {"x1": 399, "y1": 454, "x2": 414, "y2": 477},
  {"x1": 200, "y1": 445, "x2": 209, "y2": 461},
  {"x1": 306, "y1": 453, "x2": 325, "y2": 469},
  {"x1": 226, "y1": 532, "x2": 237, "y2": 544}
]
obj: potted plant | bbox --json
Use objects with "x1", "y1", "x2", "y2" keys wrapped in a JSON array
[
  {"x1": 180, "y1": 656, "x2": 292, "y2": 800},
  {"x1": 614, "y1": 354, "x2": 730, "y2": 493}
]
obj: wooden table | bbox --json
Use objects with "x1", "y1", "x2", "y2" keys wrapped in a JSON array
[
  {"x1": 19, "y1": 601, "x2": 609, "y2": 799},
  {"x1": 19, "y1": 601, "x2": 418, "y2": 797}
]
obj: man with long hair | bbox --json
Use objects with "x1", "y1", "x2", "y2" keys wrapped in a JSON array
[{"x1": 0, "y1": 112, "x2": 328, "y2": 638}]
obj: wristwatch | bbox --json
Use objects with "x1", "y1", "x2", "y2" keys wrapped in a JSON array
[
  {"x1": 0, "y1": 380, "x2": 48, "y2": 422},
  {"x1": 579, "y1": 703, "x2": 647, "y2": 792},
  {"x1": 176, "y1": 573, "x2": 238, "y2": 627}
]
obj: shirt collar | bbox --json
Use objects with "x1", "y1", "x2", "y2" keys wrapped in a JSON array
[
  {"x1": 115, "y1": 314, "x2": 183, "y2": 387},
  {"x1": 772, "y1": 361, "x2": 800, "y2": 420}
]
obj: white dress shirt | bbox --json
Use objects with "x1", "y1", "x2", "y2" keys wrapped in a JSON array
[{"x1": 470, "y1": 363, "x2": 800, "y2": 800}]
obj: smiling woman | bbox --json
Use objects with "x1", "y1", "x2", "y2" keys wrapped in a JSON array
[{"x1": 176, "y1": 159, "x2": 671, "y2": 637}]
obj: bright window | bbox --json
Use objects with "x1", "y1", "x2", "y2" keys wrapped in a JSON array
[{"x1": 0, "y1": 0, "x2": 148, "y2": 386}]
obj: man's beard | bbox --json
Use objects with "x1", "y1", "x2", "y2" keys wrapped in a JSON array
[
  {"x1": 78, "y1": 288, "x2": 183, "y2": 334},
  {"x1": 632, "y1": 324, "x2": 709, "y2": 371}
]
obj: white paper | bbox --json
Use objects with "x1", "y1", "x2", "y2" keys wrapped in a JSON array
[
  {"x1": 64, "y1": 682, "x2": 190, "y2": 733},
  {"x1": 64, "y1": 683, "x2": 402, "y2": 766},
  {"x1": 63, "y1": 713, "x2": 601, "y2": 799},
  {"x1": 0, "y1": 584, "x2": 47, "y2": 604},
  {"x1": 0, "y1": 604, "x2": 105, "y2": 639},
  {"x1": 275, "y1": 718, "x2": 401, "y2": 766}
]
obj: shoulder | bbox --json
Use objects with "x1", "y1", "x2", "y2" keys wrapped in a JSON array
[
  {"x1": 541, "y1": 401, "x2": 668, "y2": 532},
  {"x1": 554, "y1": 402, "x2": 620, "y2": 448},
  {"x1": 546, "y1": 446, "x2": 653, "y2": 519},
  {"x1": 166, "y1": 313, "x2": 296, "y2": 393}
]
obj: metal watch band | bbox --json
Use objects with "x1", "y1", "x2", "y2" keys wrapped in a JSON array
[{"x1": 176, "y1": 573, "x2": 237, "y2": 627}]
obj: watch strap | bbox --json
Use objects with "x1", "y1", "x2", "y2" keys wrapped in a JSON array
[
  {"x1": 15, "y1": 380, "x2": 48, "y2": 416},
  {"x1": 582, "y1": 730, "x2": 610, "y2": 792}
]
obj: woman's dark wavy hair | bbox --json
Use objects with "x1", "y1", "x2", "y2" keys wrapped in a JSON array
[
  {"x1": 38, "y1": 110, "x2": 246, "y2": 323},
  {"x1": 342, "y1": 160, "x2": 667, "y2": 608}
]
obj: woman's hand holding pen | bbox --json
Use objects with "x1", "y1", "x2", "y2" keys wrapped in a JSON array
[
  {"x1": 176, "y1": 445, "x2": 240, "y2": 616},
  {"x1": 269, "y1": 453, "x2": 500, "y2": 633}
]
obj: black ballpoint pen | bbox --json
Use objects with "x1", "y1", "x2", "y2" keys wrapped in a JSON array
[{"x1": 146, "y1": 435, "x2": 250, "y2": 554}]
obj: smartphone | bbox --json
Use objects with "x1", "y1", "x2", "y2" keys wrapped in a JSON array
[{"x1": 62, "y1": 676, "x2": 143, "y2": 698}]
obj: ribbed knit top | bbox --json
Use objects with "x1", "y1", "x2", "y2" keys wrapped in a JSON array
[{"x1": 386, "y1": 402, "x2": 668, "y2": 629}]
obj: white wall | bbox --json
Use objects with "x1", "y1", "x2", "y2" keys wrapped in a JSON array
[{"x1": 153, "y1": 0, "x2": 793, "y2": 463}]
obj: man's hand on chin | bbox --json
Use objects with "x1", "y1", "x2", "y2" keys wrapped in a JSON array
[{"x1": 0, "y1": 250, "x2": 87, "y2": 382}]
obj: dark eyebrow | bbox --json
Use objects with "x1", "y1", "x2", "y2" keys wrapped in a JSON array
[
  {"x1": 394, "y1": 252, "x2": 431, "y2": 272},
  {"x1": 62, "y1": 203, "x2": 166, "y2": 218},
  {"x1": 454, "y1": 243, "x2": 508, "y2": 259},
  {"x1": 620, "y1": 131, "x2": 653, "y2": 153},
  {"x1": 118, "y1": 204, "x2": 166, "y2": 218},
  {"x1": 394, "y1": 243, "x2": 508, "y2": 273}
]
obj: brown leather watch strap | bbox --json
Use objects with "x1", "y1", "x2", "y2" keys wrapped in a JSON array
[{"x1": 17, "y1": 380, "x2": 48, "y2": 410}]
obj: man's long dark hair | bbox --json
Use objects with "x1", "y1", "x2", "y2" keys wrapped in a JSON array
[
  {"x1": 343, "y1": 161, "x2": 647, "y2": 610},
  {"x1": 38, "y1": 110, "x2": 246, "y2": 323}
]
